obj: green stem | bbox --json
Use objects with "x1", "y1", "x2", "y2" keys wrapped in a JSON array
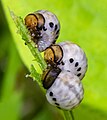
[
  {"x1": 26, "y1": 42, "x2": 47, "y2": 71},
  {"x1": 27, "y1": 64, "x2": 42, "y2": 84},
  {"x1": 10, "y1": 10, "x2": 47, "y2": 71},
  {"x1": 70, "y1": 111, "x2": 74, "y2": 120},
  {"x1": 63, "y1": 110, "x2": 74, "y2": 120}
]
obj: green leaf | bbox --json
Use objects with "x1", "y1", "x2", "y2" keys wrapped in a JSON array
[
  {"x1": 0, "y1": 38, "x2": 22, "y2": 120},
  {"x1": 0, "y1": 93, "x2": 22, "y2": 120}
]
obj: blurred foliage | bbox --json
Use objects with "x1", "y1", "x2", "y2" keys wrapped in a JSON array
[
  {"x1": 1, "y1": 0, "x2": 107, "y2": 120},
  {"x1": 0, "y1": 1, "x2": 63, "y2": 120}
]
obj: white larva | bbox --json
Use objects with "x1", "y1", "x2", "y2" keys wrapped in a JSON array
[
  {"x1": 46, "y1": 70, "x2": 84, "y2": 110},
  {"x1": 44, "y1": 41, "x2": 88, "y2": 80},
  {"x1": 25, "y1": 10, "x2": 60, "y2": 51},
  {"x1": 24, "y1": 10, "x2": 88, "y2": 111},
  {"x1": 57, "y1": 41, "x2": 87, "y2": 80},
  {"x1": 36, "y1": 10, "x2": 60, "y2": 51}
]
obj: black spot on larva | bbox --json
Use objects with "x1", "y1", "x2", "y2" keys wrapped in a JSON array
[
  {"x1": 61, "y1": 61, "x2": 65, "y2": 65},
  {"x1": 54, "y1": 24, "x2": 58, "y2": 31},
  {"x1": 43, "y1": 26, "x2": 47, "y2": 31},
  {"x1": 49, "y1": 92, "x2": 53, "y2": 96},
  {"x1": 67, "y1": 70, "x2": 70, "y2": 72},
  {"x1": 55, "y1": 35, "x2": 59, "y2": 39},
  {"x1": 49, "y1": 22, "x2": 54, "y2": 28},
  {"x1": 75, "y1": 62, "x2": 79, "y2": 67},
  {"x1": 77, "y1": 67, "x2": 81, "y2": 71},
  {"x1": 77, "y1": 73, "x2": 81, "y2": 77},
  {"x1": 56, "y1": 29, "x2": 60, "y2": 35},
  {"x1": 52, "y1": 98, "x2": 57, "y2": 101},
  {"x1": 55, "y1": 103, "x2": 59, "y2": 106},
  {"x1": 69, "y1": 58, "x2": 74, "y2": 63}
]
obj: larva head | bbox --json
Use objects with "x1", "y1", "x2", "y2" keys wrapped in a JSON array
[
  {"x1": 25, "y1": 10, "x2": 60, "y2": 51},
  {"x1": 25, "y1": 13, "x2": 45, "y2": 39},
  {"x1": 42, "y1": 67, "x2": 61, "y2": 89},
  {"x1": 44, "y1": 45, "x2": 63, "y2": 66},
  {"x1": 57, "y1": 41, "x2": 88, "y2": 80},
  {"x1": 46, "y1": 70, "x2": 84, "y2": 110}
]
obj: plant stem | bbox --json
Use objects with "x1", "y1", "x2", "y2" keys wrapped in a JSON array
[
  {"x1": 28, "y1": 64, "x2": 42, "y2": 84},
  {"x1": 63, "y1": 110, "x2": 74, "y2": 120},
  {"x1": 10, "y1": 10, "x2": 47, "y2": 71},
  {"x1": 70, "y1": 111, "x2": 74, "y2": 120}
]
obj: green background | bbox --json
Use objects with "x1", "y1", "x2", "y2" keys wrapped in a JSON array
[{"x1": 1, "y1": 0, "x2": 107, "y2": 120}]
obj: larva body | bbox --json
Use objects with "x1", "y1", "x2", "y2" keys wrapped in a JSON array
[
  {"x1": 25, "y1": 10, "x2": 60, "y2": 51},
  {"x1": 42, "y1": 68, "x2": 84, "y2": 110},
  {"x1": 44, "y1": 41, "x2": 88, "y2": 80}
]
